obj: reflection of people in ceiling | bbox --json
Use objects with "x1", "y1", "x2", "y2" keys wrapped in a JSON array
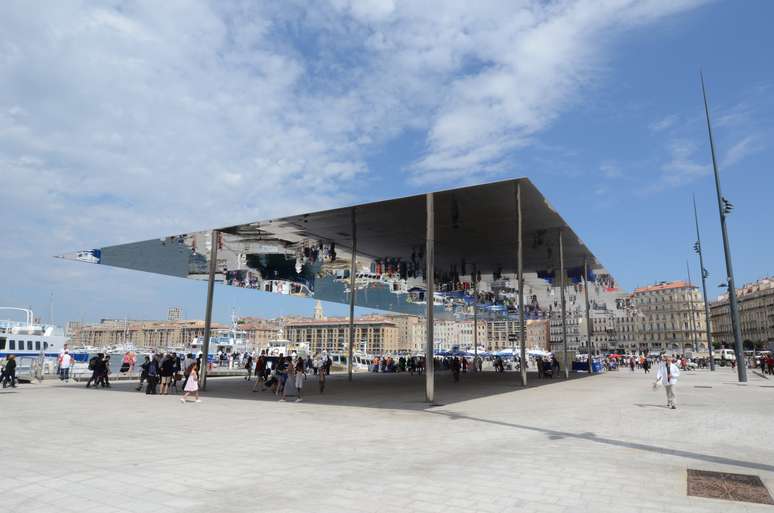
[{"x1": 246, "y1": 253, "x2": 319, "y2": 290}]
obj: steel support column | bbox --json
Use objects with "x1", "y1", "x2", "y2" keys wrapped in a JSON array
[
  {"x1": 583, "y1": 258, "x2": 593, "y2": 374},
  {"x1": 473, "y1": 267, "x2": 478, "y2": 372},
  {"x1": 348, "y1": 207, "x2": 357, "y2": 382},
  {"x1": 425, "y1": 193, "x2": 435, "y2": 403},
  {"x1": 559, "y1": 230, "x2": 569, "y2": 379},
  {"x1": 199, "y1": 230, "x2": 218, "y2": 390},
  {"x1": 516, "y1": 183, "x2": 526, "y2": 387}
]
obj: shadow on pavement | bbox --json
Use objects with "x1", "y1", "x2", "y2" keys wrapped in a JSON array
[
  {"x1": 426, "y1": 410, "x2": 774, "y2": 473},
  {"x1": 50, "y1": 369, "x2": 596, "y2": 410}
]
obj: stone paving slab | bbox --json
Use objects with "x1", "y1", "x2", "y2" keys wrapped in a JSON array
[{"x1": 1, "y1": 367, "x2": 773, "y2": 513}]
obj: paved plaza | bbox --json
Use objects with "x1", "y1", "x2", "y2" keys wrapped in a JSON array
[{"x1": 2, "y1": 367, "x2": 774, "y2": 513}]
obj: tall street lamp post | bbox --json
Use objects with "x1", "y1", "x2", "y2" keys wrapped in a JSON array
[{"x1": 700, "y1": 73, "x2": 746, "y2": 382}]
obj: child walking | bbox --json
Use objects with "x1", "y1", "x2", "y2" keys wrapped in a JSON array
[{"x1": 181, "y1": 363, "x2": 201, "y2": 403}]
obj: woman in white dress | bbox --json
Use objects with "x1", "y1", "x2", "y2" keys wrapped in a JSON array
[{"x1": 181, "y1": 364, "x2": 201, "y2": 403}]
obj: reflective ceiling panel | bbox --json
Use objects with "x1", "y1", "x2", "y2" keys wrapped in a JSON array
[{"x1": 59, "y1": 178, "x2": 622, "y2": 320}]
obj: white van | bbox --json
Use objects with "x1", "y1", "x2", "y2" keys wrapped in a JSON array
[{"x1": 714, "y1": 348, "x2": 736, "y2": 363}]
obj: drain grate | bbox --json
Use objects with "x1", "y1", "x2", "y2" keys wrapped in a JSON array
[
  {"x1": 694, "y1": 385, "x2": 713, "y2": 388},
  {"x1": 687, "y1": 469, "x2": 774, "y2": 505}
]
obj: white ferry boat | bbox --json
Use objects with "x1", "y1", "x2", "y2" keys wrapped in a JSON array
[
  {"x1": 190, "y1": 312, "x2": 253, "y2": 359},
  {"x1": 0, "y1": 307, "x2": 75, "y2": 360}
]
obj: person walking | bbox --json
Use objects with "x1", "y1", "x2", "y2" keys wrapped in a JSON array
[
  {"x1": 146, "y1": 354, "x2": 160, "y2": 395},
  {"x1": 159, "y1": 353, "x2": 175, "y2": 395},
  {"x1": 281, "y1": 355, "x2": 294, "y2": 402},
  {"x1": 451, "y1": 356, "x2": 461, "y2": 382},
  {"x1": 655, "y1": 355, "x2": 680, "y2": 409},
  {"x1": 86, "y1": 353, "x2": 101, "y2": 388},
  {"x1": 180, "y1": 364, "x2": 201, "y2": 403},
  {"x1": 294, "y1": 356, "x2": 305, "y2": 402},
  {"x1": 244, "y1": 354, "x2": 253, "y2": 381},
  {"x1": 96, "y1": 355, "x2": 111, "y2": 388},
  {"x1": 136, "y1": 355, "x2": 150, "y2": 391},
  {"x1": 318, "y1": 360, "x2": 326, "y2": 394},
  {"x1": 252, "y1": 351, "x2": 267, "y2": 392},
  {"x1": 2, "y1": 355, "x2": 17, "y2": 388}
]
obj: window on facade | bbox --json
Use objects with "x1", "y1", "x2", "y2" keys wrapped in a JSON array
[{"x1": 9, "y1": 340, "x2": 15, "y2": 350}]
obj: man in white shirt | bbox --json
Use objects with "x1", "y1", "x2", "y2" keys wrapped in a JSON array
[
  {"x1": 59, "y1": 350, "x2": 73, "y2": 382},
  {"x1": 655, "y1": 354, "x2": 680, "y2": 409}
]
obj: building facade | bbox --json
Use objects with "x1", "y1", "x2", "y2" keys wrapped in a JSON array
[
  {"x1": 486, "y1": 319, "x2": 524, "y2": 351},
  {"x1": 71, "y1": 319, "x2": 228, "y2": 349},
  {"x1": 709, "y1": 276, "x2": 774, "y2": 349},
  {"x1": 284, "y1": 317, "x2": 400, "y2": 355},
  {"x1": 526, "y1": 319, "x2": 550, "y2": 351},
  {"x1": 631, "y1": 281, "x2": 707, "y2": 353}
]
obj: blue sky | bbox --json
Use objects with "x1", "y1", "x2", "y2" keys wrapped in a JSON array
[{"x1": 1, "y1": 0, "x2": 772, "y2": 325}]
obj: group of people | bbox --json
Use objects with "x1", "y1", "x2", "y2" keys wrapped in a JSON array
[
  {"x1": 85, "y1": 353, "x2": 112, "y2": 388},
  {"x1": 135, "y1": 352, "x2": 200, "y2": 401},
  {"x1": 368, "y1": 355, "x2": 429, "y2": 374},
  {"x1": 247, "y1": 351, "x2": 323, "y2": 402},
  {"x1": 757, "y1": 353, "x2": 774, "y2": 374}
]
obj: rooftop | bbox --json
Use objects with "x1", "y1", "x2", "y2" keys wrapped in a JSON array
[{"x1": 633, "y1": 280, "x2": 695, "y2": 294}]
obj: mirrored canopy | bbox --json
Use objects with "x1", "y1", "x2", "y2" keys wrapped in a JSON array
[{"x1": 60, "y1": 178, "x2": 619, "y2": 320}]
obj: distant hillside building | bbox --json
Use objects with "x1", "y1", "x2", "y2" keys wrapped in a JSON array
[{"x1": 167, "y1": 306, "x2": 183, "y2": 321}]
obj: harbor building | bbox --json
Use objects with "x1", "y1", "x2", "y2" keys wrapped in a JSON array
[
  {"x1": 549, "y1": 309, "x2": 581, "y2": 352},
  {"x1": 613, "y1": 307, "x2": 641, "y2": 353},
  {"x1": 710, "y1": 276, "x2": 774, "y2": 350},
  {"x1": 486, "y1": 319, "x2": 525, "y2": 351},
  {"x1": 284, "y1": 317, "x2": 400, "y2": 355},
  {"x1": 71, "y1": 319, "x2": 228, "y2": 349},
  {"x1": 631, "y1": 280, "x2": 707, "y2": 353},
  {"x1": 526, "y1": 319, "x2": 550, "y2": 351}
]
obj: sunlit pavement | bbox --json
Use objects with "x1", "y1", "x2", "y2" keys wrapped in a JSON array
[{"x1": 2, "y1": 367, "x2": 773, "y2": 513}]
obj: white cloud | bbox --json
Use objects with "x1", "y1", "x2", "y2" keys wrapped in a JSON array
[
  {"x1": 600, "y1": 162, "x2": 623, "y2": 179},
  {"x1": 649, "y1": 114, "x2": 679, "y2": 132},
  {"x1": 721, "y1": 135, "x2": 763, "y2": 168},
  {"x1": 0, "y1": 0, "x2": 708, "y2": 316},
  {"x1": 652, "y1": 140, "x2": 709, "y2": 190}
]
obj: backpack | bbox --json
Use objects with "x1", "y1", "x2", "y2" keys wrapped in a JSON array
[{"x1": 88, "y1": 356, "x2": 98, "y2": 371}]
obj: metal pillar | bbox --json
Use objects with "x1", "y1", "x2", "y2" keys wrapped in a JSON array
[
  {"x1": 693, "y1": 195, "x2": 715, "y2": 370},
  {"x1": 199, "y1": 230, "x2": 218, "y2": 390},
  {"x1": 348, "y1": 207, "x2": 356, "y2": 382},
  {"x1": 473, "y1": 275, "x2": 478, "y2": 372},
  {"x1": 425, "y1": 193, "x2": 435, "y2": 403},
  {"x1": 516, "y1": 183, "x2": 526, "y2": 387},
  {"x1": 559, "y1": 230, "x2": 569, "y2": 379},
  {"x1": 686, "y1": 261, "x2": 699, "y2": 353},
  {"x1": 701, "y1": 73, "x2": 747, "y2": 382},
  {"x1": 583, "y1": 258, "x2": 593, "y2": 374}
]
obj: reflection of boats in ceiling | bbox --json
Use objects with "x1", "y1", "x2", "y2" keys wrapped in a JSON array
[
  {"x1": 339, "y1": 272, "x2": 419, "y2": 294},
  {"x1": 262, "y1": 280, "x2": 312, "y2": 296}
]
